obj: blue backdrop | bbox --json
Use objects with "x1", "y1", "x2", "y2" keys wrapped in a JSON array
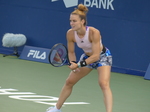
[{"x1": 0, "y1": 0, "x2": 150, "y2": 75}]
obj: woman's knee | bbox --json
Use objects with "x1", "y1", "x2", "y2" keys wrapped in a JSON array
[
  {"x1": 65, "y1": 78, "x2": 76, "y2": 87},
  {"x1": 99, "y1": 80, "x2": 110, "y2": 90}
]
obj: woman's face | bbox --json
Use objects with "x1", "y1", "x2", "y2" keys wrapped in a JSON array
[{"x1": 70, "y1": 14, "x2": 84, "y2": 31}]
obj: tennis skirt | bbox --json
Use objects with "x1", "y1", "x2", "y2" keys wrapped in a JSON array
[{"x1": 79, "y1": 48, "x2": 112, "y2": 69}]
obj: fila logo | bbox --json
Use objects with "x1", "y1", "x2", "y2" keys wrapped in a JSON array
[
  {"x1": 51, "y1": 0, "x2": 114, "y2": 10},
  {"x1": 27, "y1": 50, "x2": 46, "y2": 60}
]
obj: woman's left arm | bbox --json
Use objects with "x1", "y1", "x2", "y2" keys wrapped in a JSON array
[{"x1": 85, "y1": 28, "x2": 102, "y2": 65}]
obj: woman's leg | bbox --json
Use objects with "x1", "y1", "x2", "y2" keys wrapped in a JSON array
[
  {"x1": 56, "y1": 67, "x2": 92, "y2": 109},
  {"x1": 97, "y1": 66, "x2": 113, "y2": 112}
]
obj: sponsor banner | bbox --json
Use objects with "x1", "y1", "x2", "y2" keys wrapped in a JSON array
[
  {"x1": 144, "y1": 63, "x2": 150, "y2": 80},
  {"x1": 51, "y1": 0, "x2": 115, "y2": 10},
  {"x1": 19, "y1": 45, "x2": 50, "y2": 63}
]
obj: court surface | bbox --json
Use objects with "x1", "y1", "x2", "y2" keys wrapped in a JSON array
[{"x1": 0, "y1": 54, "x2": 150, "y2": 112}]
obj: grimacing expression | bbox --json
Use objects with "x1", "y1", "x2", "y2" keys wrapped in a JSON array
[{"x1": 70, "y1": 14, "x2": 85, "y2": 30}]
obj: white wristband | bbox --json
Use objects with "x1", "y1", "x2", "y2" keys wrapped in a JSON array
[{"x1": 77, "y1": 62, "x2": 81, "y2": 68}]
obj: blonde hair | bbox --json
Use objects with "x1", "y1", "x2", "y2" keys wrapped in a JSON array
[{"x1": 71, "y1": 4, "x2": 88, "y2": 26}]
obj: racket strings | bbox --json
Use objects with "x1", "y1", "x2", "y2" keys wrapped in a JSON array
[{"x1": 49, "y1": 44, "x2": 68, "y2": 67}]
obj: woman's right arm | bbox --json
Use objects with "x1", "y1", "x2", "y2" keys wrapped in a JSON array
[{"x1": 66, "y1": 29, "x2": 77, "y2": 62}]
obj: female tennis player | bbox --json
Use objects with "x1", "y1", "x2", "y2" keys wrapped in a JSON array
[{"x1": 46, "y1": 4, "x2": 113, "y2": 112}]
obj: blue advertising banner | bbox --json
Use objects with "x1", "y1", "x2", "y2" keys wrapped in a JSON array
[
  {"x1": 144, "y1": 63, "x2": 150, "y2": 80},
  {"x1": 19, "y1": 46, "x2": 50, "y2": 63}
]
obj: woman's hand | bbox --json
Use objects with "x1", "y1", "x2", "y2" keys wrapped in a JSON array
[
  {"x1": 69, "y1": 61, "x2": 78, "y2": 70},
  {"x1": 68, "y1": 62, "x2": 80, "y2": 73}
]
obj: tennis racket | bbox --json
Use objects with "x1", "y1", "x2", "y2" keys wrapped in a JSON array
[{"x1": 49, "y1": 43, "x2": 71, "y2": 67}]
